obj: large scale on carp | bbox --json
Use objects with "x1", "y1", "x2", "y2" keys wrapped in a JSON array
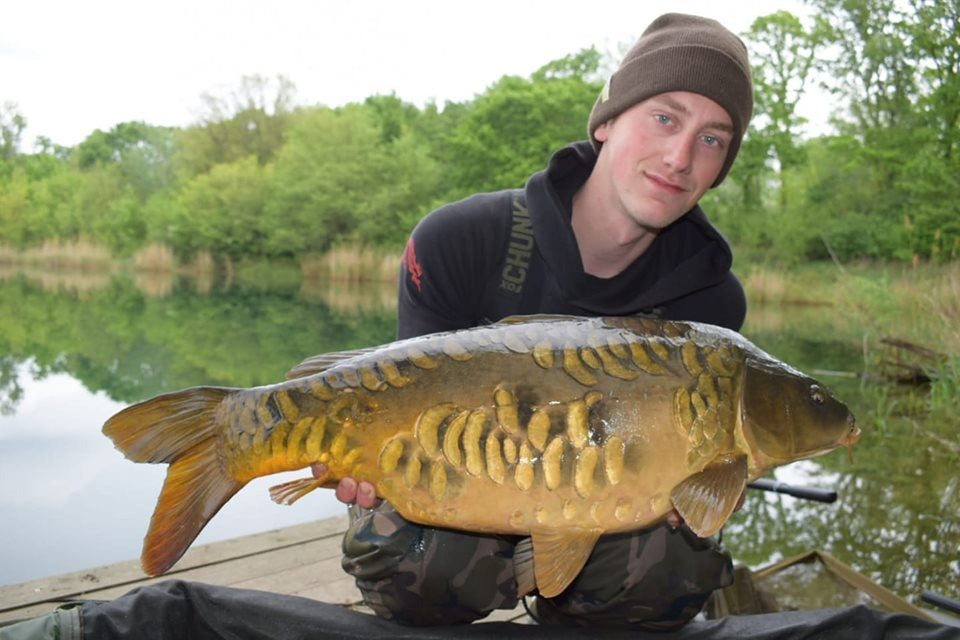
[{"x1": 103, "y1": 315, "x2": 860, "y2": 598}]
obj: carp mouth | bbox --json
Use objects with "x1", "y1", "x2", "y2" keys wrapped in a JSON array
[{"x1": 842, "y1": 416, "x2": 861, "y2": 462}]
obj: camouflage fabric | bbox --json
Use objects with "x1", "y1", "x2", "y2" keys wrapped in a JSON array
[
  {"x1": 342, "y1": 503, "x2": 520, "y2": 625},
  {"x1": 341, "y1": 503, "x2": 733, "y2": 628}
]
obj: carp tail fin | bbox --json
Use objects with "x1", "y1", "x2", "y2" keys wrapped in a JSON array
[{"x1": 103, "y1": 387, "x2": 244, "y2": 576}]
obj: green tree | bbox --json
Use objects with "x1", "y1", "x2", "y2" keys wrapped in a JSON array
[
  {"x1": 73, "y1": 121, "x2": 176, "y2": 199},
  {"x1": 0, "y1": 171, "x2": 29, "y2": 245},
  {"x1": 166, "y1": 155, "x2": 270, "y2": 258},
  {"x1": 264, "y1": 103, "x2": 440, "y2": 254},
  {"x1": 175, "y1": 74, "x2": 296, "y2": 178},
  {"x1": 810, "y1": 0, "x2": 916, "y2": 133},
  {"x1": 744, "y1": 11, "x2": 822, "y2": 208},
  {"x1": 907, "y1": 0, "x2": 960, "y2": 161},
  {"x1": 0, "y1": 102, "x2": 26, "y2": 164},
  {"x1": 785, "y1": 0, "x2": 951, "y2": 260},
  {"x1": 443, "y1": 48, "x2": 603, "y2": 196}
]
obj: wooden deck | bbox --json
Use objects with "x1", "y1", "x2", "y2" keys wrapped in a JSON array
[{"x1": 0, "y1": 514, "x2": 531, "y2": 625}]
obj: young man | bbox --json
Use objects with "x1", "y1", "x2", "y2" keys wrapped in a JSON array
[{"x1": 336, "y1": 13, "x2": 754, "y2": 629}]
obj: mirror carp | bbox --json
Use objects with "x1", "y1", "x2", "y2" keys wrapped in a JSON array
[{"x1": 103, "y1": 315, "x2": 860, "y2": 597}]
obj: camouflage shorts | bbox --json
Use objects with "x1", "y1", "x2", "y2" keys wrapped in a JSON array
[{"x1": 341, "y1": 503, "x2": 733, "y2": 628}]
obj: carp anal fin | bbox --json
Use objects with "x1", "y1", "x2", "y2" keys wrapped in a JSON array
[
  {"x1": 286, "y1": 349, "x2": 379, "y2": 380},
  {"x1": 269, "y1": 473, "x2": 336, "y2": 505},
  {"x1": 103, "y1": 387, "x2": 244, "y2": 577},
  {"x1": 530, "y1": 527, "x2": 603, "y2": 598},
  {"x1": 671, "y1": 454, "x2": 748, "y2": 538}
]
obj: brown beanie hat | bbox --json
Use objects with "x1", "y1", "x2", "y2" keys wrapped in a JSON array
[{"x1": 588, "y1": 13, "x2": 753, "y2": 187}]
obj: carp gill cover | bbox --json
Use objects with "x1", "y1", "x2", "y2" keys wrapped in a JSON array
[{"x1": 103, "y1": 315, "x2": 860, "y2": 597}]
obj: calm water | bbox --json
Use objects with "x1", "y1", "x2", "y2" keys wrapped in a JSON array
[{"x1": 1, "y1": 270, "x2": 957, "y2": 607}]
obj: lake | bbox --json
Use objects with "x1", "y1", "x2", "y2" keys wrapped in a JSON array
[{"x1": 1, "y1": 268, "x2": 957, "y2": 608}]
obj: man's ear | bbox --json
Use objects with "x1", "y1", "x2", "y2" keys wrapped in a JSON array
[{"x1": 594, "y1": 121, "x2": 611, "y2": 143}]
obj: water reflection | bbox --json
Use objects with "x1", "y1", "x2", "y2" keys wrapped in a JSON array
[
  {"x1": 0, "y1": 273, "x2": 397, "y2": 585},
  {"x1": 0, "y1": 364, "x2": 349, "y2": 584},
  {"x1": 0, "y1": 274, "x2": 956, "y2": 605},
  {"x1": 730, "y1": 306, "x2": 960, "y2": 606}
]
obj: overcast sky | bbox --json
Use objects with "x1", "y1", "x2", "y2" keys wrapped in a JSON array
[{"x1": 3, "y1": 0, "x2": 818, "y2": 150}]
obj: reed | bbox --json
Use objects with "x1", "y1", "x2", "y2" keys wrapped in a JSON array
[
  {"x1": 133, "y1": 243, "x2": 177, "y2": 273},
  {"x1": 0, "y1": 245, "x2": 20, "y2": 264},
  {"x1": 301, "y1": 244, "x2": 401, "y2": 284},
  {"x1": 13, "y1": 238, "x2": 115, "y2": 271},
  {"x1": 134, "y1": 270, "x2": 175, "y2": 298},
  {"x1": 742, "y1": 262, "x2": 843, "y2": 306},
  {"x1": 300, "y1": 277, "x2": 398, "y2": 312},
  {"x1": 185, "y1": 250, "x2": 216, "y2": 276},
  {"x1": 743, "y1": 268, "x2": 790, "y2": 304},
  {"x1": 0, "y1": 263, "x2": 112, "y2": 298},
  {"x1": 179, "y1": 250, "x2": 216, "y2": 294}
]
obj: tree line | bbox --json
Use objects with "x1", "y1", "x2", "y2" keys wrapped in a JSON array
[{"x1": 0, "y1": 0, "x2": 957, "y2": 265}]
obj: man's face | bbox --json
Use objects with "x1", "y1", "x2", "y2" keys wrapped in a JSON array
[{"x1": 593, "y1": 91, "x2": 733, "y2": 231}]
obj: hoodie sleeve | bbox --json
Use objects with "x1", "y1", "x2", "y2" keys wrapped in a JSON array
[{"x1": 396, "y1": 192, "x2": 513, "y2": 340}]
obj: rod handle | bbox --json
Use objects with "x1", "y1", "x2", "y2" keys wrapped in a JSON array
[
  {"x1": 921, "y1": 591, "x2": 960, "y2": 615},
  {"x1": 747, "y1": 478, "x2": 838, "y2": 503}
]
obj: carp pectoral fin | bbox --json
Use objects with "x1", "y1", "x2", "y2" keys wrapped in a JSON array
[
  {"x1": 671, "y1": 454, "x2": 748, "y2": 538},
  {"x1": 268, "y1": 477, "x2": 328, "y2": 505},
  {"x1": 530, "y1": 527, "x2": 603, "y2": 598}
]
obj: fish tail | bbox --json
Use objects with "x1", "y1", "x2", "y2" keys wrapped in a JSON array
[{"x1": 103, "y1": 386, "x2": 244, "y2": 576}]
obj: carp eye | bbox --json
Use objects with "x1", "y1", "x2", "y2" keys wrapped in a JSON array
[{"x1": 809, "y1": 385, "x2": 825, "y2": 405}]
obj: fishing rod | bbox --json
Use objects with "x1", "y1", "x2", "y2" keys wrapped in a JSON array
[
  {"x1": 718, "y1": 479, "x2": 837, "y2": 545},
  {"x1": 921, "y1": 591, "x2": 960, "y2": 616},
  {"x1": 747, "y1": 478, "x2": 837, "y2": 503}
]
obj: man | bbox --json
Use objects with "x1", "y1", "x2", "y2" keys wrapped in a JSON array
[{"x1": 334, "y1": 12, "x2": 753, "y2": 629}]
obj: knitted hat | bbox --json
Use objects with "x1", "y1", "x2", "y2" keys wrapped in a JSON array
[{"x1": 588, "y1": 13, "x2": 753, "y2": 187}]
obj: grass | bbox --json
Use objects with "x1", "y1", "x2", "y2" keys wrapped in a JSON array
[
  {"x1": 743, "y1": 260, "x2": 960, "y2": 436},
  {"x1": 743, "y1": 261, "x2": 959, "y2": 352}
]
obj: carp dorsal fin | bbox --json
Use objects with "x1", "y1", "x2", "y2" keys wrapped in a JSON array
[
  {"x1": 530, "y1": 527, "x2": 603, "y2": 598},
  {"x1": 286, "y1": 349, "x2": 379, "y2": 380},
  {"x1": 670, "y1": 454, "x2": 748, "y2": 538},
  {"x1": 495, "y1": 314, "x2": 579, "y2": 325}
]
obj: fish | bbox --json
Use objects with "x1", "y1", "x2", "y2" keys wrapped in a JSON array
[{"x1": 103, "y1": 314, "x2": 860, "y2": 597}]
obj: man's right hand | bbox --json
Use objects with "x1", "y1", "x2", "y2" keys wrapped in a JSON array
[{"x1": 312, "y1": 463, "x2": 381, "y2": 509}]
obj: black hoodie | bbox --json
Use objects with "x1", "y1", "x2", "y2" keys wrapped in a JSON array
[{"x1": 397, "y1": 141, "x2": 745, "y2": 339}]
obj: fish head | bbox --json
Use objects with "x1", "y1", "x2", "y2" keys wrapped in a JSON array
[{"x1": 741, "y1": 358, "x2": 860, "y2": 468}]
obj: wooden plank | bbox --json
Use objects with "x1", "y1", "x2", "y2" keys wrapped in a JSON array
[
  {"x1": 0, "y1": 513, "x2": 536, "y2": 627},
  {"x1": 291, "y1": 575, "x2": 365, "y2": 606},
  {"x1": 23, "y1": 532, "x2": 347, "y2": 605},
  {"x1": 221, "y1": 550, "x2": 351, "y2": 596},
  {"x1": 0, "y1": 516, "x2": 349, "y2": 617}
]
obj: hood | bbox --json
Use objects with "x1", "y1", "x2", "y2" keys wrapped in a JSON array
[{"x1": 524, "y1": 141, "x2": 736, "y2": 316}]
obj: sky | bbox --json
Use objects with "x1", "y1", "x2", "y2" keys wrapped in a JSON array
[{"x1": 2, "y1": 0, "x2": 818, "y2": 151}]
